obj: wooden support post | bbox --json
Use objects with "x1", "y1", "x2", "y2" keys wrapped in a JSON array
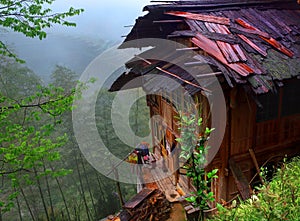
[
  {"x1": 249, "y1": 148, "x2": 264, "y2": 185},
  {"x1": 114, "y1": 167, "x2": 125, "y2": 206}
]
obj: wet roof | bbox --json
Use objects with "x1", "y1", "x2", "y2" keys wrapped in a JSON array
[{"x1": 111, "y1": 0, "x2": 300, "y2": 94}]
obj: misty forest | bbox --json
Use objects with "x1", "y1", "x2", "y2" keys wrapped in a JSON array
[
  {"x1": 0, "y1": 0, "x2": 149, "y2": 220},
  {"x1": 1, "y1": 0, "x2": 300, "y2": 221}
]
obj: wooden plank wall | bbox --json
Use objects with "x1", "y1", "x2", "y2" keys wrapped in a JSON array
[
  {"x1": 147, "y1": 85, "x2": 300, "y2": 203},
  {"x1": 230, "y1": 87, "x2": 255, "y2": 156},
  {"x1": 225, "y1": 86, "x2": 300, "y2": 202},
  {"x1": 255, "y1": 120, "x2": 279, "y2": 147},
  {"x1": 279, "y1": 115, "x2": 300, "y2": 142}
]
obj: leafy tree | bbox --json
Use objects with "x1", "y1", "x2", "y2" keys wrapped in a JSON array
[
  {"x1": 0, "y1": 81, "x2": 76, "y2": 214},
  {"x1": 0, "y1": 61, "x2": 149, "y2": 219},
  {"x1": 0, "y1": 0, "x2": 83, "y2": 60},
  {"x1": 176, "y1": 110, "x2": 217, "y2": 221},
  {"x1": 48, "y1": 67, "x2": 132, "y2": 220},
  {"x1": 0, "y1": 58, "x2": 94, "y2": 219},
  {"x1": 51, "y1": 65, "x2": 78, "y2": 90}
]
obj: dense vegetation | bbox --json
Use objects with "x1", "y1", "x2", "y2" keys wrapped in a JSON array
[
  {"x1": 0, "y1": 58, "x2": 150, "y2": 220},
  {"x1": 0, "y1": 1, "x2": 153, "y2": 220},
  {"x1": 209, "y1": 157, "x2": 300, "y2": 221}
]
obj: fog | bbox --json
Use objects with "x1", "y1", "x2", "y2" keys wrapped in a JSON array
[
  {"x1": 50, "y1": 0, "x2": 151, "y2": 40},
  {"x1": 1, "y1": 0, "x2": 152, "y2": 79}
]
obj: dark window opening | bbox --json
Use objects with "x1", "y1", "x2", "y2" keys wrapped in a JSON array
[
  {"x1": 256, "y1": 92, "x2": 279, "y2": 122},
  {"x1": 281, "y1": 80, "x2": 300, "y2": 116}
]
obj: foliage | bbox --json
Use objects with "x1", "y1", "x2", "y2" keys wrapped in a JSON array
[
  {"x1": 0, "y1": 0, "x2": 147, "y2": 214},
  {"x1": 0, "y1": 1, "x2": 140, "y2": 219},
  {"x1": 176, "y1": 111, "x2": 217, "y2": 221},
  {"x1": 0, "y1": 56, "x2": 147, "y2": 221},
  {"x1": 0, "y1": 60, "x2": 149, "y2": 220},
  {"x1": 209, "y1": 157, "x2": 300, "y2": 221},
  {"x1": 0, "y1": 0, "x2": 83, "y2": 61},
  {"x1": 0, "y1": 58, "x2": 94, "y2": 219},
  {"x1": 51, "y1": 65, "x2": 79, "y2": 90},
  {"x1": 0, "y1": 80, "x2": 77, "y2": 213},
  {"x1": 0, "y1": 56, "x2": 41, "y2": 98}
]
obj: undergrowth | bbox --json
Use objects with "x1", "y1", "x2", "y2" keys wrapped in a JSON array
[{"x1": 208, "y1": 156, "x2": 300, "y2": 221}]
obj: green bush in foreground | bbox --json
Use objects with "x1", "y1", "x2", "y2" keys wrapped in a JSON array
[{"x1": 209, "y1": 157, "x2": 300, "y2": 221}]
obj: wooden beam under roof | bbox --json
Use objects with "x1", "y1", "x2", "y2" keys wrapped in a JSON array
[
  {"x1": 166, "y1": 11, "x2": 230, "y2": 25},
  {"x1": 153, "y1": 20, "x2": 183, "y2": 23}
]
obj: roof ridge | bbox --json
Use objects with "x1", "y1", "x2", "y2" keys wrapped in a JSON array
[
  {"x1": 145, "y1": 0, "x2": 298, "y2": 11},
  {"x1": 175, "y1": 0, "x2": 292, "y2": 3},
  {"x1": 150, "y1": 0, "x2": 293, "y2": 4}
]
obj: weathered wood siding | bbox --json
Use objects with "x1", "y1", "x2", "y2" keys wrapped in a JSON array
[{"x1": 146, "y1": 80, "x2": 300, "y2": 203}]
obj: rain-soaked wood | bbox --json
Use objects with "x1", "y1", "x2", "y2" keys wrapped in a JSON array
[
  {"x1": 166, "y1": 11, "x2": 230, "y2": 25},
  {"x1": 191, "y1": 33, "x2": 253, "y2": 76},
  {"x1": 238, "y1": 34, "x2": 267, "y2": 57},
  {"x1": 229, "y1": 158, "x2": 251, "y2": 200}
]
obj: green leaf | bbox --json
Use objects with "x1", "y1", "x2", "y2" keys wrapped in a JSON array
[
  {"x1": 186, "y1": 196, "x2": 196, "y2": 203},
  {"x1": 198, "y1": 117, "x2": 203, "y2": 125},
  {"x1": 0, "y1": 0, "x2": 83, "y2": 61}
]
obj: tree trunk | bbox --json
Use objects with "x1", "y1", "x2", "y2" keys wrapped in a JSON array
[
  {"x1": 19, "y1": 186, "x2": 36, "y2": 221},
  {"x1": 15, "y1": 189, "x2": 23, "y2": 221},
  {"x1": 74, "y1": 152, "x2": 92, "y2": 221},
  {"x1": 33, "y1": 166, "x2": 50, "y2": 221},
  {"x1": 43, "y1": 163, "x2": 54, "y2": 220},
  {"x1": 50, "y1": 164, "x2": 71, "y2": 221},
  {"x1": 80, "y1": 154, "x2": 97, "y2": 218}
]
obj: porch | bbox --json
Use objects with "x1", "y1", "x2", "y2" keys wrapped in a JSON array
[{"x1": 140, "y1": 156, "x2": 200, "y2": 215}]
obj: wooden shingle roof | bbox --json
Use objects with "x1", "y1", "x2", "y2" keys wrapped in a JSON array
[{"x1": 113, "y1": 0, "x2": 300, "y2": 94}]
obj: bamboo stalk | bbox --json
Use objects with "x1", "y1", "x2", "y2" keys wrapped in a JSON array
[
  {"x1": 80, "y1": 154, "x2": 97, "y2": 218},
  {"x1": 19, "y1": 186, "x2": 36, "y2": 221},
  {"x1": 33, "y1": 166, "x2": 50, "y2": 221},
  {"x1": 75, "y1": 152, "x2": 92, "y2": 221},
  {"x1": 43, "y1": 163, "x2": 54, "y2": 220},
  {"x1": 49, "y1": 164, "x2": 72, "y2": 221},
  {"x1": 15, "y1": 189, "x2": 23, "y2": 221}
]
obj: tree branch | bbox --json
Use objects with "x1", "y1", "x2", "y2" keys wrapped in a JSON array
[
  {"x1": 0, "y1": 0, "x2": 27, "y2": 11},
  {"x1": 0, "y1": 91, "x2": 74, "y2": 113},
  {"x1": 0, "y1": 40, "x2": 22, "y2": 61},
  {"x1": 0, "y1": 167, "x2": 31, "y2": 175}
]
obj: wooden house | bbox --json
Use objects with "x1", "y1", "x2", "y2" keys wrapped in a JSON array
[{"x1": 110, "y1": 0, "x2": 300, "y2": 205}]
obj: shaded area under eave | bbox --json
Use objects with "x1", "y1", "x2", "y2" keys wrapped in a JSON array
[{"x1": 109, "y1": 47, "x2": 219, "y2": 95}]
